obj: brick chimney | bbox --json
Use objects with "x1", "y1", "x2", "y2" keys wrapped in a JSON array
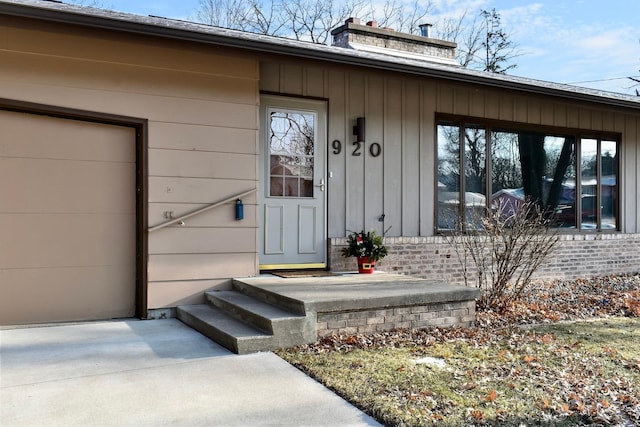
[{"x1": 331, "y1": 18, "x2": 458, "y2": 66}]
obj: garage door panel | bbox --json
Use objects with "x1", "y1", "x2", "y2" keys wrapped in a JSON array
[
  {"x1": 0, "y1": 111, "x2": 135, "y2": 162},
  {"x1": 0, "y1": 213, "x2": 135, "y2": 268},
  {"x1": 0, "y1": 158, "x2": 135, "y2": 214},
  {"x1": 0, "y1": 109, "x2": 137, "y2": 325},
  {"x1": 0, "y1": 265, "x2": 136, "y2": 325}
]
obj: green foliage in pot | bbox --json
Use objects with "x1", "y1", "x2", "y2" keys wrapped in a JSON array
[{"x1": 341, "y1": 230, "x2": 388, "y2": 262}]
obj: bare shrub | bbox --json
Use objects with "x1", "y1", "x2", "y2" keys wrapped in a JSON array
[{"x1": 444, "y1": 199, "x2": 559, "y2": 311}]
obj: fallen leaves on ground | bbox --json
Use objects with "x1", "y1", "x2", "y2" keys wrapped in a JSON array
[
  {"x1": 277, "y1": 274, "x2": 640, "y2": 426},
  {"x1": 477, "y1": 274, "x2": 640, "y2": 328}
]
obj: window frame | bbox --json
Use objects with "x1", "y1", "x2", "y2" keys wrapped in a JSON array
[{"x1": 435, "y1": 114, "x2": 621, "y2": 233}]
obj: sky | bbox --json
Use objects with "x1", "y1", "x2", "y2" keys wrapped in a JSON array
[{"x1": 81, "y1": 0, "x2": 640, "y2": 96}]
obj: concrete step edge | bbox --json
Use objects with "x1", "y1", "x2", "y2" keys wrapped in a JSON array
[
  {"x1": 206, "y1": 290, "x2": 306, "y2": 334},
  {"x1": 176, "y1": 304, "x2": 274, "y2": 354},
  {"x1": 232, "y1": 279, "x2": 306, "y2": 315}
]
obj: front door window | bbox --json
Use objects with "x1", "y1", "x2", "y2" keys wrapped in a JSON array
[{"x1": 269, "y1": 111, "x2": 315, "y2": 198}]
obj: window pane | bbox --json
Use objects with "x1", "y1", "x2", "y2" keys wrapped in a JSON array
[
  {"x1": 437, "y1": 124, "x2": 460, "y2": 230},
  {"x1": 581, "y1": 138, "x2": 598, "y2": 229},
  {"x1": 284, "y1": 177, "x2": 299, "y2": 197},
  {"x1": 491, "y1": 131, "x2": 523, "y2": 220},
  {"x1": 464, "y1": 125, "x2": 486, "y2": 228},
  {"x1": 301, "y1": 177, "x2": 313, "y2": 197},
  {"x1": 601, "y1": 140, "x2": 617, "y2": 229},
  {"x1": 268, "y1": 110, "x2": 315, "y2": 198},
  {"x1": 270, "y1": 176, "x2": 283, "y2": 196},
  {"x1": 269, "y1": 112, "x2": 315, "y2": 156},
  {"x1": 491, "y1": 131, "x2": 522, "y2": 193},
  {"x1": 543, "y1": 136, "x2": 576, "y2": 228},
  {"x1": 517, "y1": 131, "x2": 548, "y2": 204},
  {"x1": 492, "y1": 131, "x2": 576, "y2": 227}
]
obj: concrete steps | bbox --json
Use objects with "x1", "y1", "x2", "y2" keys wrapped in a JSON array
[
  {"x1": 176, "y1": 284, "x2": 315, "y2": 354},
  {"x1": 177, "y1": 273, "x2": 481, "y2": 354}
]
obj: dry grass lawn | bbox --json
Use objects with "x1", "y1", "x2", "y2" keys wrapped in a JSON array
[{"x1": 277, "y1": 276, "x2": 640, "y2": 426}]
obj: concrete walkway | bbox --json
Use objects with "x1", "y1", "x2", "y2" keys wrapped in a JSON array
[{"x1": 1, "y1": 319, "x2": 380, "y2": 427}]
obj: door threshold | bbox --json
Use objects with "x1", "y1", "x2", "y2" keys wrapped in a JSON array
[{"x1": 259, "y1": 263, "x2": 326, "y2": 271}]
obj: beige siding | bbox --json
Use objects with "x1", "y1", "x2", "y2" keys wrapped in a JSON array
[
  {"x1": 149, "y1": 150, "x2": 256, "y2": 180},
  {"x1": 346, "y1": 72, "x2": 366, "y2": 233},
  {"x1": 149, "y1": 228, "x2": 257, "y2": 254},
  {"x1": 327, "y1": 70, "x2": 348, "y2": 235},
  {"x1": 147, "y1": 279, "x2": 232, "y2": 308},
  {"x1": 402, "y1": 80, "x2": 421, "y2": 236},
  {"x1": 420, "y1": 84, "x2": 437, "y2": 235},
  {"x1": 364, "y1": 75, "x2": 384, "y2": 232},
  {"x1": 624, "y1": 115, "x2": 639, "y2": 232},
  {"x1": 1, "y1": 17, "x2": 260, "y2": 312},
  {"x1": 2, "y1": 18, "x2": 256, "y2": 79},
  {"x1": 260, "y1": 58, "x2": 640, "y2": 237},
  {"x1": 383, "y1": 78, "x2": 403, "y2": 237},
  {"x1": 148, "y1": 253, "x2": 256, "y2": 282},
  {"x1": 149, "y1": 122, "x2": 256, "y2": 154}
]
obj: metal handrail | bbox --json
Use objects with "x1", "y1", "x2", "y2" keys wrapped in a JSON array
[{"x1": 148, "y1": 188, "x2": 256, "y2": 232}]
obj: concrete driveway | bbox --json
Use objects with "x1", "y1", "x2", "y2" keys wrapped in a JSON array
[{"x1": 1, "y1": 319, "x2": 380, "y2": 427}]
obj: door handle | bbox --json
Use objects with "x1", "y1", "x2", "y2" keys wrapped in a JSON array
[{"x1": 314, "y1": 178, "x2": 325, "y2": 192}]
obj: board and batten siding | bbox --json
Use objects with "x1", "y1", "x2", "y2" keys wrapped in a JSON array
[
  {"x1": 260, "y1": 59, "x2": 640, "y2": 236},
  {"x1": 0, "y1": 16, "x2": 260, "y2": 311}
]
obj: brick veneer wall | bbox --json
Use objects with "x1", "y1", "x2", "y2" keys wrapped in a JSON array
[
  {"x1": 316, "y1": 300, "x2": 476, "y2": 338},
  {"x1": 329, "y1": 234, "x2": 640, "y2": 283}
]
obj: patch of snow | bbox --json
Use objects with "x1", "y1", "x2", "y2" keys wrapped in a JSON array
[{"x1": 414, "y1": 356, "x2": 447, "y2": 368}]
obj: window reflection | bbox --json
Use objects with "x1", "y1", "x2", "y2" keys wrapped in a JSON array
[
  {"x1": 436, "y1": 119, "x2": 616, "y2": 232},
  {"x1": 437, "y1": 124, "x2": 461, "y2": 230},
  {"x1": 601, "y1": 140, "x2": 617, "y2": 229},
  {"x1": 581, "y1": 139, "x2": 598, "y2": 229},
  {"x1": 464, "y1": 126, "x2": 486, "y2": 229},
  {"x1": 268, "y1": 110, "x2": 315, "y2": 198},
  {"x1": 490, "y1": 132, "x2": 576, "y2": 227}
]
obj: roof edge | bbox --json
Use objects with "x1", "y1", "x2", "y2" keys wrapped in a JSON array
[{"x1": 1, "y1": 0, "x2": 640, "y2": 111}]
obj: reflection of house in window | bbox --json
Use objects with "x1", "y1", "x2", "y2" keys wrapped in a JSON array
[
  {"x1": 491, "y1": 187, "x2": 525, "y2": 218},
  {"x1": 437, "y1": 183, "x2": 485, "y2": 229},
  {"x1": 489, "y1": 176, "x2": 617, "y2": 230}
]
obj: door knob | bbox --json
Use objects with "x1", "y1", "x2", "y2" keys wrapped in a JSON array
[{"x1": 314, "y1": 178, "x2": 325, "y2": 192}]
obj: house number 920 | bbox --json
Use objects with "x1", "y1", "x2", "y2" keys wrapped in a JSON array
[{"x1": 331, "y1": 140, "x2": 381, "y2": 157}]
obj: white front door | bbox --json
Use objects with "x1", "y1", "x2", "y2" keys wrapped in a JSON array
[{"x1": 259, "y1": 95, "x2": 327, "y2": 269}]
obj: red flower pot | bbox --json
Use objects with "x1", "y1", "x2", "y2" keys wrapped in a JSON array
[{"x1": 357, "y1": 257, "x2": 376, "y2": 274}]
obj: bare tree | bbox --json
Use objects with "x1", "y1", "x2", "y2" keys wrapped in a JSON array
[
  {"x1": 195, "y1": 0, "x2": 249, "y2": 29},
  {"x1": 243, "y1": 0, "x2": 287, "y2": 35},
  {"x1": 190, "y1": 0, "x2": 519, "y2": 73},
  {"x1": 282, "y1": 0, "x2": 366, "y2": 44},
  {"x1": 192, "y1": 0, "x2": 430, "y2": 43},
  {"x1": 372, "y1": 0, "x2": 433, "y2": 35},
  {"x1": 480, "y1": 8, "x2": 518, "y2": 74},
  {"x1": 435, "y1": 11, "x2": 483, "y2": 68},
  {"x1": 433, "y1": 8, "x2": 518, "y2": 73},
  {"x1": 444, "y1": 199, "x2": 559, "y2": 312}
]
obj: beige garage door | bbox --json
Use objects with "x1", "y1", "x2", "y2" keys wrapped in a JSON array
[{"x1": 0, "y1": 110, "x2": 136, "y2": 325}]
